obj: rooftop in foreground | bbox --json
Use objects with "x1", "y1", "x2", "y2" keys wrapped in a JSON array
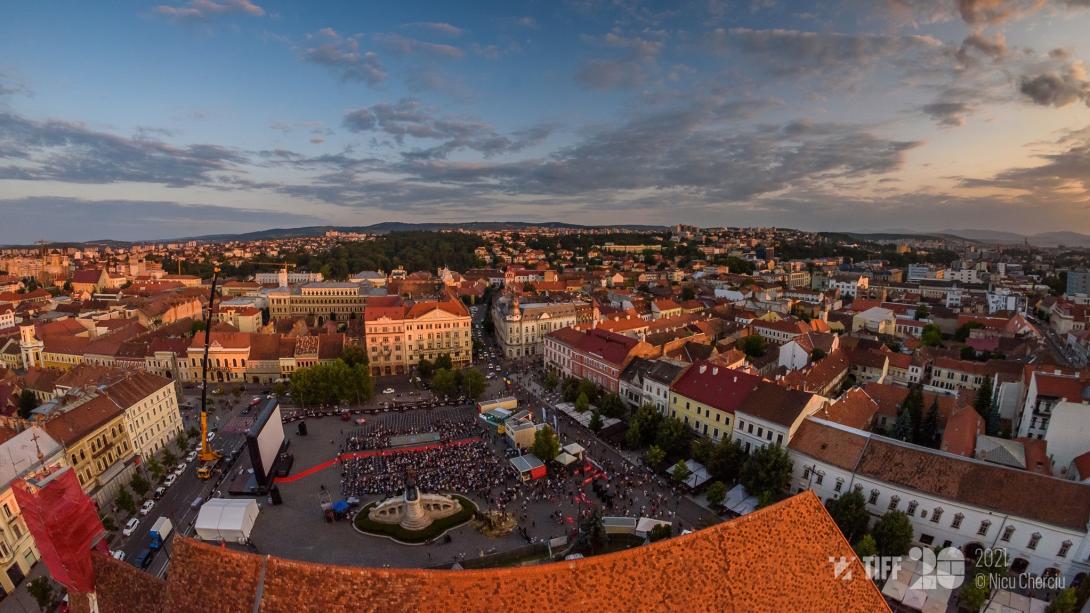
[{"x1": 73, "y1": 491, "x2": 887, "y2": 613}]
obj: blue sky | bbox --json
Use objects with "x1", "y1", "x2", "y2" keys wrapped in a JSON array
[{"x1": 2, "y1": 0, "x2": 1090, "y2": 242}]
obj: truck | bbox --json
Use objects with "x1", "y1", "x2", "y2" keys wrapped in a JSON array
[
  {"x1": 196, "y1": 457, "x2": 220, "y2": 480},
  {"x1": 149, "y1": 517, "x2": 173, "y2": 550},
  {"x1": 133, "y1": 547, "x2": 156, "y2": 570},
  {"x1": 476, "y1": 396, "x2": 517, "y2": 414}
]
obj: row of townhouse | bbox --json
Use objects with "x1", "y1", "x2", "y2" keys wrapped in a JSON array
[
  {"x1": 362, "y1": 294, "x2": 472, "y2": 376},
  {"x1": 789, "y1": 417, "x2": 1090, "y2": 582},
  {"x1": 543, "y1": 327, "x2": 657, "y2": 394},
  {"x1": 181, "y1": 331, "x2": 347, "y2": 384}
]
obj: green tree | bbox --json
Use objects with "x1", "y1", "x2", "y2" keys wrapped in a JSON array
[
  {"x1": 648, "y1": 523, "x2": 673, "y2": 542},
  {"x1": 810, "y1": 348, "x2": 827, "y2": 362},
  {"x1": 598, "y1": 393, "x2": 626, "y2": 419},
  {"x1": 741, "y1": 334, "x2": 767, "y2": 358},
  {"x1": 825, "y1": 490, "x2": 870, "y2": 543},
  {"x1": 654, "y1": 416, "x2": 689, "y2": 457},
  {"x1": 914, "y1": 306, "x2": 929, "y2": 320},
  {"x1": 740, "y1": 444, "x2": 793, "y2": 502},
  {"x1": 341, "y1": 344, "x2": 368, "y2": 367},
  {"x1": 589, "y1": 410, "x2": 603, "y2": 433},
  {"x1": 190, "y1": 319, "x2": 206, "y2": 336},
  {"x1": 434, "y1": 353, "x2": 453, "y2": 371},
  {"x1": 462, "y1": 368, "x2": 486, "y2": 400},
  {"x1": 705, "y1": 480, "x2": 728, "y2": 507},
  {"x1": 644, "y1": 445, "x2": 666, "y2": 468},
  {"x1": 417, "y1": 358, "x2": 434, "y2": 380},
  {"x1": 872, "y1": 511, "x2": 914, "y2": 557},
  {"x1": 681, "y1": 285, "x2": 696, "y2": 301},
  {"x1": 628, "y1": 404, "x2": 664, "y2": 449},
  {"x1": 921, "y1": 324, "x2": 943, "y2": 347},
  {"x1": 27, "y1": 577, "x2": 54, "y2": 612},
  {"x1": 17, "y1": 389, "x2": 39, "y2": 419},
  {"x1": 430, "y1": 368, "x2": 458, "y2": 397},
  {"x1": 892, "y1": 408, "x2": 914, "y2": 442},
  {"x1": 918, "y1": 398, "x2": 941, "y2": 448},
  {"x1": 955, "y1": 321, "x2": 984, "y2": 342},
  {"x1": 671, "y1": 459, "x2": 692, "y2": 484},
  {"x1": 974, "y1": 376, "x2": 994, "y2": 420},
  {"x1": 1048, "y1": 588, "x2": 1078, "y2": 613},
  {"x1": 580, "y1": 505, "x2": 608, "y2": 554},
  {"x1": 853, "y1": 534, "x2": 878, "y2": 559},
  {"x1": 707, "y1": 437, "x2": 746, "y2": 484},
  {"x1": 574, "y1": 392, "x2": 590, "y2": 413},
  {"x1": 116, "y1": 486, "x2": 136, "y2": 515},
  {"x1": 146, "y1": 457, "x2": 164, "y2": 481},
  {"x1": 175, "y1": 430, "x2": 190, "y2": 451},
  {"x1": 162, "y1": 448, "x2": 178, "y2": 467},
  {"x1": 691, "y1": 438, "x2": 714, "y2": 465},
  {"x1": 544, "y1": 371, "x2": 559, "y2": 391},
  {"x1": 130, "y1": 472, "x2": 150, "y2": 497},
  {"x1": 531, "y1": 425, "x2": 560, "y2": 461}
]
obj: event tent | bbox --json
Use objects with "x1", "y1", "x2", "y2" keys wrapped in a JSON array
[{"x1": 194, "y1": 498, "x2": 260, "y2": 544}]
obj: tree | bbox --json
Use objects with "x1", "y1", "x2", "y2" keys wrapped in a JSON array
[
  {"x1": 974, "y1": 376, "x2": 994, "y2": 420},
  {"x1": 872, "y1": 511, "x2": 914, "y2": 557},
  {"x1": 960, "y1": 345, "x2": 977, "y2": 360},
  {"x1": 644, "y1": 445, "x2": 666, "y2": 468},
  {"x1": 116, "y1": 486, "x2": 136, "y2": 515},
  {"x1": 434, "y1": 353, "x2": 453, "y2": 371},
  {"x1": 589, "y1": 410, "x2": 603, "y2": 433},
  {"x1": 914, "y1": 306, "x2": 929, "y2": 320},
  {"x1": 417, "y1": 358, "x2": 434, "y2": 380},
  {"x1": 544, "y1": 371, "x2": 559, "y2": 391},
  {"x1": 853, "y1": 534, "x2": 878, "y2": 559},
  {"x1": 921, "y1": 324, "x2": 943, "y2": 347},
  {"x1": 825, "y1": 490, "x2": 870, "y2": 543},
  {"x1": 918, "y1": 398, "x2": 941, "y2": 448},
  {"x1": 27, "y1": 577, "x2": 54, "y2": 612},
  {"x1": 627, "y1": 404, "x2": 664, "y2": 448},
  {"x1": 741, "y1": 334, "x2": 767, "y2": 358},
  {"x1": 705, "y1": 480, "x2": 728, "y2": 507},
  {"x1": 341, "y1": 344, "x2": 368, "y2": 367},
  {"x1": 706, "y1": 437, "x2": 745, "y2": 484},
  {"x1": 17, "y1": 389, "x2": 39, "y2": 419},
  {"x1": 130, "y1": 472, "x2": 150, "y2": 497},
  {"x1": 574, "y1": 392, "x2": 590, "y2": 413},
  {"x1": 654, "y1": 416, "x2": 689, "y2": 457},
  {"x1": 681, "y1": 285, "x2": 696, "y2": 301},
  {"x1": 671, "y1": 460, "x2": 692, "y2": 485},
  {"x1": 146, "y1": 457, "x2": 164, "y2": 481},
  {"x1": 175, "y1": 430, "x2": 190, "y2": 451},
  {"x1": 955, "y1": 321, "x2": 984, "y2": 342},
  {"x1": 430, "y1": 368, "x2": 458, "y2": 397},
  {"x1": 892, "y1": 408, "x2": 914, "y2": 442},
  {"x1": 1048, "y1": 588, "x2": 1078, "y2": 613},
  {"x1": 580, "y1": 505, "x2": 608, "y2": 554},
  {"x1": 162, "y1": 448, "x2": 178, "y2": 467},
  {"x1": 648, "y1": 523, "x2": 673, "y2": 542},
  {"x1": 810, "y1": 348, "x2": 827, "y2": 362},
  {"x1": 740, "y1": 444, "x2": 793, "y2": 501},
  {"x1": 190, "y1": 319, "x2": 206, "y2": 336},
  {"x1": 462, "y1": 368, "x2": 486, "y2": 400},
  {"x1": 598, "y1": 393, "x2": 626, "y2": 419},
  {"x1": 531, "y1": 425, "x2": 560, "y2": 461}
]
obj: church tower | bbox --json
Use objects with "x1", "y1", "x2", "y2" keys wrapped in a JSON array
[{"x1": 19, "y1": 324, "x2": 43, "y2": 370}]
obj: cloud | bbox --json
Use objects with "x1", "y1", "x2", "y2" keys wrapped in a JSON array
[
  {"x1": 342, "y1": 98, "x2": 551, "y2": 158},
  {"x1": 1019, "y1": 57, "x2": 1090, "y2": 107},
  {"x1": 956, "y1": 0, "x2": 1043, "y2": 25},
  {"x1": 960, "y1": 128, "x2": 1090, "y2": 197},
  {"x1": 153, "y1": 0, "x2": 264, "y2": 22},
  {"x1": 515, "y1": 16, "x2": 539, "y2": 29},
  {"x1": 885, "y1": 0, "x2": 1044, "y2": 25},
  {"x1": 402, "y1": 22, "x2": 463, "y2": 37},
  {"x1": 0, "y1": 197, "x2": 320, "y2": 243},
  {"x1": 921, "y1": 101, "x2": 973, "y2": 126},
  {"x1": 299, "y1": 28, "x2": 386, "y2": 85},
  {"x1": 373, "y1": 33, "x2": 463, "y2": 59},
  {"x1": 955, "y1": 32, "x2": 1008, "y2": 68},
  {"x1": 575, "y1": 31, "x2": 666, "y2": 90},
  {"x1": 0, "y1": 71, "x2": 31, "y2": 98},
  {"x1": 709, "y1": 28, "x2": 944, "y2": 79},
  {"x1": 0, "y1": 111, "x2": 249, "y2": 187}
]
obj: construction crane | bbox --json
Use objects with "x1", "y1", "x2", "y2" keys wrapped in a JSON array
[{"x1": 196, "y1": 264, "x2": 224, "y2": 480}]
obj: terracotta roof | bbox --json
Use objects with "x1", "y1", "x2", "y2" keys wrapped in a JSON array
[
  {"x1": 42, "y1": 394, "x2": 126, "y2": 445},
  {"x1": 817, "y1": 388, "x2": 879, "y2": 430},
  {"x1": 736, "y1": 381, "x2": 816, "y2": 427},
  {"x1": 670, "y1": 360, "x2": 762, "y2": 413},
  {"x1": 85, "y1": 491, "x2": 886, "y2": 612},
  {"x1": 939, "y1": 407, "x2": 983, "y2": 457}
]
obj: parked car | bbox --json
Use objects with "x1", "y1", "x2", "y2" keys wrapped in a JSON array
[
  {"x1": 139, "y1": 500, "x2": 155, "y2": 516},
  {"x1": 186, "y1": 451, "x2": 198, "y2": 462},
  {"x1": 163, "y1": 474, "x2": 177, "y2": 487},
  {"x1": 174, "y1": 463, "x2": 186, "y2": 476},
  {"x1": 153, "y1": 486, "x2": 166, "y2": 500},
  {"x1": 206, "y1": 432, "x2": 216, "y2": 442},
  {"x1": 382, "y1": 387, "x2": 395, "y2": 394},
  {"x1": 122, "y1": 517, "x2": 140, "y2": 537},
  {"x1": 134, "y1": 548, "x2": 155, "y2": 570},
  {"x1": 111, "y1": 550, "x2": 126, "y2": 561}
]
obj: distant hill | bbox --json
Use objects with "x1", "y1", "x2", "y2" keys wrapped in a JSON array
[
  {"x1": 942, "y1": 229, "x2": 1090, "y2": 248},
  {"x1": 182, "y1": 221, "x2": 666, "y2": 242}
]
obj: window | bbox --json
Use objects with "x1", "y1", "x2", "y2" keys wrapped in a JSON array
[
  {"x1": 920, "y1": 534, "x2": 934, "y2": 545},
  {"x1": 834, "y1": 479, "x2": 843, "y2": 493},
  {"x1": 868, "y1": 489, "x2": 879, "y2": 505},
  {"x1": 1059, "y1": 541, "x2": 1072, "y2": 558},
  {"x1": 977, "y1": 520, "x2": 991, "y2": 537},
  {"x1": 1001, "y1": 526, "x2": 1015, "y2": 542},
  {"x1": 951, "y1": 513, "x2": 964, "y2": 529},
  {"x1": 815, "y1": 473, "x2": 824, "y2": 485},
  {"x1": 1028, "y1": 533, "x2": 1041, "y2": 550},
  {"x1": 931, "y1": 507, "x2": 943, "y2": 523},
  {"x1": 888, "y1": 496, "x2": 900, "y2": 511}
]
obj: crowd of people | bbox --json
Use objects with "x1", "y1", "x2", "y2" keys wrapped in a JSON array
[
  {"x1": 340, "y1": 440, "x2": 504, "y2": 500},
  {"x1": 341, "y1": 418, "x2": 481, "y2": 452}
]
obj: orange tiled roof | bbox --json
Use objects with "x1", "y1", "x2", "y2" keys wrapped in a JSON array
[{"x1": 81, "y1": 490, "x2": 887, "y2": 612}]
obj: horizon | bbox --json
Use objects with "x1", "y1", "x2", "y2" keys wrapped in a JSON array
[{"x1": 3, "y1": 1, "x2": 1090, "y2": 242}]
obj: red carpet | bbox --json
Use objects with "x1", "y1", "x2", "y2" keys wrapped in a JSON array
[{"x1": 273, "y1": 436, "x2": 482, "y2": 484}]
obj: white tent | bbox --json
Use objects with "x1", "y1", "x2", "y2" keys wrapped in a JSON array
[{"x1": 195, "y1": 498, "x2": 260, "y2": 543}]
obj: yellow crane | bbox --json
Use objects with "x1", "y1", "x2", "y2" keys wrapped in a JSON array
[{"x1": 196, "y1": 265, "x2": 223, "y2": 479}]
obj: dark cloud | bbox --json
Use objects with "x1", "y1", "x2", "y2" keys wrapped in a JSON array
[
  {"x1": 373, "y1": 33, "x2": 463, "y2": 59},
  {"x1": 921, "y1": 101, "x2": 973, "y2": 126},
  {"x1": 299, "y1": 28, "x2": 386, "y2": 85},
  {"x1": 955, "y1": 32, "x2": 1008, "y2": 68},
  {"x1": 153, "y1": 0, "x2": 264, "y2": 22},
  {"x1": 710, "y1": 28, "x2": 944, "y2": 78},
  {"x1": 342, "y1": 99, "x2": 551, "y2": 158},
  {"x1": 0, "y1": 72, "x2": 31, "y2": 98},
  {"x1": 960, "y1": 127, "x2": 1090, "y2": 195},
  {"x1": 0, "y1": 112, "x2": 248, "y2": 187},
  {"x1": 0, "y1": 197, "x2": 319, "y2": 243},
  {"x1": 1019, "y1": 58, "x2": 1090, "y2": 107}
]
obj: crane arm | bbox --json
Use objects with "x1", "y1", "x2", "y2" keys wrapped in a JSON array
[{"x1": 198, "y1": 265, "x2": 223, "y2": 465}]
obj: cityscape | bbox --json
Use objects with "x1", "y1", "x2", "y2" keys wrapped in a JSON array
[{"x1": 2, "y1": 1, "x2": 1090, "y2": 613}]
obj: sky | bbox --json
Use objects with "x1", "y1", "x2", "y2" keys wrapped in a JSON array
[{"x1": 2, "y1": 0, "x2": 1090, "y2": 242}]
